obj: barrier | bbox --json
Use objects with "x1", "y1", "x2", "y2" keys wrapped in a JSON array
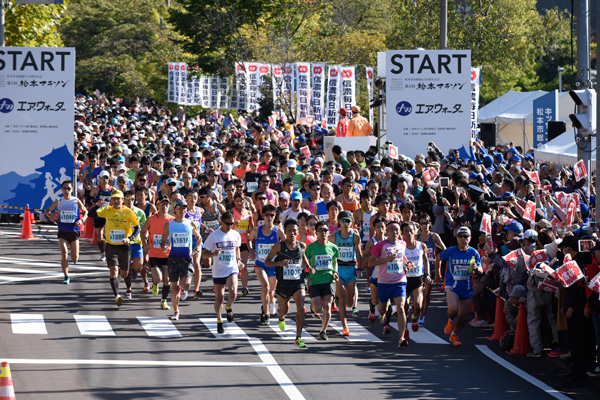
[
  {"x1": 507, "y1": 303, "x2": 532, "y2": 355},
  {"x1": 486, "y1": 296, "x2": 508, "y2": 341}
]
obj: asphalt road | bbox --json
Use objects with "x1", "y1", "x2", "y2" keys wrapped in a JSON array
[{"x1": 0, "y1": 223, "x2": 598, "y2": 400}]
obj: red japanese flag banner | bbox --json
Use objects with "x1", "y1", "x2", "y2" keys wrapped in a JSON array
[
  {"x1": 538, "y1": 276, "x2": 559, "y2": 293},
  {"x1": 522, "y1": 201, "x2": 536, "y2": 221},
  {"x1": 480, "y1": 213, "x2": 492, "y2": 235},
  {"x1": 504, "y1": 249, "x2": 521, "y2": 269},
  {"x1": 540, "y1": 262, "x2": 559, "y2": 280},
  {"x1": 281, "y1": 112, "x2": 288, "y2": 124},
  {"x1": 321, "y1": 119, "x2": 327, "y2": 129},
  {"x1": 481, "y1": 256, "x2": 492, "y2": 274},
  {"x1": 555, "y1": 261, "x2": 584, "y2": 287},
  {"x1": 528, "y1": 250, "x2": 549, "y2": 271},
  {"x1": 551, "y1": 216, "x2": 563, "y2": 230},
  {"x1": 300, "y1": 145, "x2": 311, "y2": 157},
  {"x1": 574, "y1": 160, "x2": 586, "y2": 182},
  {"x1": 272, "y1": 111, "x2": 280, "y2": 120},
  {"x1": 565, "y1": 198, "x2": 577, "y2": 226},
  {"x1": 305, "y1": 115, "x2": 315, "y2": 125},
  {"x1": 556, "y1": 192, "x2": 569, "y2": 210},
  {"x1": 588, "y1": 272, "x2": 600, "y2": 294},
  {"x1": 422, "y1": 168, "x2": 438, "y2": 186},
  {"x1": 388, "y1": 145, "x2": 399, "y2": 160},
  {"x1": 486, "y1": 235, "x2": 495, "y2": 254},
  {"x1": 569, "y1": 192, "x2": 580, "y2": 210},
  {"x1": 523, "y1": 169, "x2": 541, "y2": 186},
  {"x1": 268, "y1": 116, "x2": 274, "y2": 126}
]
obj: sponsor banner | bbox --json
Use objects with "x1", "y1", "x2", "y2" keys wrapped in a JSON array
[
  {"x1": 326, "y1": 65, "x2": 341, "y2": 127},
  {"x1": 218, "y1": 77, "x2": 229, "y2": 109},
  {"x1": 235, "y1": 62, "x2": 249, "y2": 111},
  {"x1": 272, "y1": 65, "x2": 284, "y2": 111},
  {"x1": 366, "y1": 66, "x2": 375, "y2": 126},
  {"x1": 386, "y1": 50, "x2": 471, "y2": 157},
  {"x1": 230, "y1": 74, "x2": 238, "y2": 110},
  {"x1": 168, "y1": 62, "x2": 177, "y2": 103},
  {"x1": 532, "y1": 90, "x2": 558, "y2": 148},
  {"x1": 311, "y1": 63, "x2": 326, "y2": 122},
  {"x1": 0, "y1": 47, "x2": 75, "y2": 212},
  {"x1": 283, "y1": 64, "x2": 295, "y2": 115},
  {"x1": 296, "y1": 62, "x2": 311, "y2": 123},
  {"x1": 209, "y1": 76, "x2": 219, "y2": 108},
  {"x1": 178, "y1": 62, "x2": 188, "y2": 105},
  {"x1": 470, "y1": 67, "x2": 480, "y2": 139},
  {"x1": 246, "y1": 63, "x2": 260, "y2": 113},
  {"x1": 200, "y1": 75, "x2": 210, "y2": 108},
  {"x1": 258, "y1": 63, "x2": 270, "y2": 99},
  {"x1": 340, "y1": 66, "x2": 356, "y2": 113}
]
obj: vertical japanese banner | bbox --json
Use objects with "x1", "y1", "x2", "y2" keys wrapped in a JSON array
[
  {"x1": 283, "y1": 64, "x2": 295, "y2": 117},
  {"x1": 326, "y1": 65, "x2": 341, "y2": 127},
  {"x1": 230, "y1": 74, "x2": 238, "y2": 110},
  {"x1": 0, "y1": 47, "x2": 75, "y2": 213},
  {"x1": 258, "y1": 64, "x2": 270, "y2": 101},
  {"x1": 200, "y1": 75, "x2": 210, "y2": 108},
  {"x1": 533, "y1": 90, "x2": 558, "y2": 148},
  {"x1": 470, "y1": 67, "x2": 481, "y2": 139},
  {"x1": 366, "y1": 66, "x2": 375, "y2": 126},
  {"x1": 311, "y1": 63, "x2": 326, "y2": 123},
  {"x1": 235, "y1": 62, "x2": 249, "y2": 111},
  {"x1": 296, "y1": 62, "x2": 311, "y2": 123},
  {"x1": 247, "y1": 63, "x2": 260, "y2": 114},
  {"x1": 386, "y1": 50, "x2": 471, "y2": 157},
  {"x1": 178, "y1": 63, "x2": 189, "y2": 105},
  {"x1": 272, "y1": 65, "x2": 284, "y2": 112},
  {"x1": 192, "y1": 74, "x2": 202, "y2": 106},
  {"x1": 168, "y1": 62, "x2": 177, "y2": 103},
  {"x1": 185, "y1": 68, "x2": 194, "y2": 106},
  {"x1": 209, "y1": 76, "x2": 219, "y2": 109},
  {"x1": 219, "y1": 77, "x2": 229, "y2": 110},
  {"x1": 340, "y1": 66, "x2": 356, "y2": 112}
]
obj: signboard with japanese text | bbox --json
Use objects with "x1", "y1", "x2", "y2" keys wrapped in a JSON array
[
  {"x1": 235, "y1": 62, "x2": 249, "y2": 111},
  {"x1": 339, "y1": 66, "x2": 356, "y2": 114},
  {"x1": 386, "y1": 50, "x2": 471, "y2": 158},
  {"x1": 209, "y1": 76, "x2": 219, "y2": 109},
  {"x1": 272, "y1": 65, "x2": 284, "y2": 111},
  {"x1": 246, "y1": 63, "x2": 260, "y2": 113},
  {"x1": 0, "y1": 47, "x2": 75, "y2": 213},
  {"x1": 311, "y1": 64, "x2": 326, "y2": 123},
  {"x1": 296, "y1": 62, "x2": 311, "y2": 123},
  {"x1": 283, "y1": 64, "x2": 295, "y2": 115},
  {"x1": 326, "y1": 65, "x2": 341, "y2": 127},
  {"x1": 366, "y1": 66, "x2": 375, "y2": 126},
  {"x1": 218, "y1": 77, "x2": 229, "y2": 110},
  {"x1": 470, "y1": 67, "x2": 481, "y2": 139},
  {"x1": 532, "y1": 90, "x2": 558, "y2": 148}
]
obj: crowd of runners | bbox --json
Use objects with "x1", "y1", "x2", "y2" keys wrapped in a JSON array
[{"x1": 40, "y1": 95, "x2": 599, "y2": 380}]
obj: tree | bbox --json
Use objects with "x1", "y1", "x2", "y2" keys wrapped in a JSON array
[{"x1": 4, "y1": 1, "x2": 67, "y2": 47}]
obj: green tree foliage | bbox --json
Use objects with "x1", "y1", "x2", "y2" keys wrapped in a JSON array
[
  {"x1": 4, "y1": 1, "x2": 66, "y2": 47},
  {"x1": 59, "y1": 0, "x2": 188, "y2": 100}
]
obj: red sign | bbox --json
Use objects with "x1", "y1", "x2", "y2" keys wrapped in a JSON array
[
  {"x1": 259, "y1": 66, "x2": 269, "y2": 73},
  {"x1": 169, "y1": 64, "x2": 174, "y2": 70},
  {"x1": 341, "y1": 69, "x2": 353, "y2": 78},
  {"x1": 556, "y1": 261, "x2": 584, "y2": 287},
  {"x1": 528, "y1": 250, "x2": 549, "y2": 271},
  {"x1": 313, "y1": 66, "x2": 323, "y2": 74},
  {"x1": 174, "y1": 64, "x2": 180, "y2": 71},
  {"x1": 574, "y1": 159, "x2": 586, "y2": 182},
  {"x1": 480, "y1": 213, "x2": 492, "y2": 235},
  {"x1": 523, "y1": 201, "x2": 536, "y2": 221},
  {"x1": 284, "y1": 66, "x2": 292, "y2": 74},
  {"x1": 551, "y1": 216, "x2": 563, "y2": 229},
  {"x1": 298, "y1": 65, "x2": 308, "y2": 73},
  {"x1": 237, "y1": 64, "x2": 244, "y2": 72},
  {"x1": 180, "y1": 64, "x2": 187, "y2": 71},
  {"x1": 367, "y1": 70, "x2": 373, "y2": 79},
  {"x1": 305, "y1": 115, "x2": 315, "y2": 125},
  {"x1": 538, "y1": 276, "x2": 558, "y2": 293},
  {"x1": 273, "y1": 67, "x2": 282, "y2": 75},
  {"x1": 523, "y1": 170, "x2": 541, "y2": 186},
  {"x1": 272, "y1": 111, "x2": 279, "y2": 119},
  {"x1": 388, "y1": 145, "x2": 398, "y2": 159},
  {"x1": 588, "y1": 272, "x2": 600, "y2": 294},
  {"x1": 565, "y1": 198, "x2": 577, "y2": 226},
  {"x1": 268, "y1": 116, "x2": 274, "y2": 126},
  {"x1": 471, "y1": 70, "x2": 478, "y2": 81},
  {"x1": 330, "y1": 69, "x2": 338, "y2": 77},
  {"x1": 422, "y1": 168, "x2": 438, "y2": 185},
  {"x1": 248, "y1": 65, "x2": 257, "y2": 72},
  {"x1": 504, "y1": 250, "x2": 521, "y2": 269},
  {"x1": 300, "y1": 146, "x2": 311, "y2": 157},
  {"x1": 321, "y1": 119, "x2": 327, "y2": 129}
]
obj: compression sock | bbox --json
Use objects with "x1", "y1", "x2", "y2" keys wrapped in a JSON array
[
  {"x1": 110, "y1": 278, "x2": 119, "y2": 296},
  {"x1": 162, "y1": 284, "x2": 171, "y2": 300}
]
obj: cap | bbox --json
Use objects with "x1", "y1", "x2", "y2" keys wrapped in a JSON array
[
  {"x1": 311, "y1": 164, "x2": 321, "y2": 171},
  {"x1": 314, "y1": 157, "x2": 324, "y2": 163},
  {"x1": 288, "y1": 160, "x2": 297, "y2": 169},
  {"x1": 509, "y1": 155, "x2": 521, "y2": 163},
  {"x1": 111, "y1": 190, "x2": 124, "y2": 198},
  {"x1": 457, "y1": 226, "x2": 471, "y2": 236},
  {"x1": 536, "y1": 219, "x2": 552, "y2": 229},
  {"x1": 290, "y1": 191, "x2": 302, "y2": 201},
  {"x1": 504, "y1": 220, "x2": 524, "y2": 235},
  {"x1": 351, "y1": 105, "x2": 360, "y2": 113},
  {"x1": 383, "y1": 167, "x2": 393, "y2": 174},
  {"x1": 509, "y1": 285, "x2": 527, "y2": 299},
  {"x1": 99, "y1": 170, "x2": 110, "y2": 179},
  {"x1": 559, "y1": 235, "x2": 579, "y2": 251},
  {"x1": 174, "y1": 199, "x2": 187, "y2": 208},
  {"x1": 117, "y1": 164, "x2": 127, "y2": 171},
  {"x1": 339, "y1": 107, "x2": 348, "y2": 115},
  {"x1": 223, "y1": 164, "x2": 233, "y2": 174},
  {"x1": 339, "y1": 210, "x2": 353, "y2": 222},
  {"x1": 157, "y1": 193, "x2": 169, "y2": 203},
  {"x1": 523, "y1": 229, "x2": 538, "y2": 241},
  {"x1": 166, "y1": 178, "x2": 177, "y2": 186},
  {"x1": 279, "y1": 191, "x2": 290, "y2": 200},
  {"x1": 370, "y1": 160, "x2": 381, "y2": 167}
]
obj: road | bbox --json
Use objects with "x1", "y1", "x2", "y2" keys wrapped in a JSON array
[{"x1": 0, "y1": 223, "x2": 598, "y2": 400}]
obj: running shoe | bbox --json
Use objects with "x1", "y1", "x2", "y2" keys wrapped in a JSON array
[
  {"x1": 295, "y1": 337, "x2": 307, "y2": 348},
  {"x1": 180, "y1": 290, "x2": 188, "y2": 301},
  {"x1": 62, "y1": 276, "x2": 70, "y2": 285},
  {"x1": 391, "y1": 305, "x2": 397, "y2": 315},
  {"x1": 151, "y1": 283, "x2": 159, "y2": 295},
  {"x1": 527, "y1": 351, "x2": 542, "y2": 358},
  {"x1": 310, "y1": 306, "x2": 321, "y2": 319},
  {"x1": 418, "y1": 315, "x2": 426, "y2": 327},
  {"x1": 365, "y1": 286, "x2": 371, "y2": 293},
  {"x1": 170, "y1": 311, "x2": 179, "y2": 321},
  {"x1": 115, "y1": 295, "x2": 123, "y2": 307},
  {"x1": 449, "y1": 334, "x2": 461, "y2": 346},
  {"x1": 379, "y1": 315, "x2": 386, "y2": 324},
  {"x1": 124, "y1": 291, "x2": 132, "y2": 300},
  {"x1": 264, "y1": 313, "x2": 270, "y2": 324},
  {"x1": 260, "y1": 312, "x2": 266, "y2": 324},
  {"x1": 143, "y1": 283, "x2": 150, "y2": 293},
  {"x1": 331, "y1": 302, "x2": 338, "y2": 312},
  {"x1": 398, "y1": 338, "x2": 409, "y2": 350},
  {"x1": 161, "y1": 300, "x2": 170, "y2": 310},
  {"x1": 368, "y1": 312, "x2": 376, "y2": 324},
  {"x1": 278, "y1": 318, "x2": 286, "y2": 331},
  {"x1": 341, "y1": 328, "x2": 350, "y2": 336},
  {"x1": 217, "y1": 321, "x2": 224, "y2": 334},
  {"x1": 193, "y1": 290, "x2": 203, "y2": 300},
  {"x1": 444, "y1": 318, "x2": 455, "y2": 336},
  {"x1": 241, "y1": 287, "x2": 249, "y2": 297},
  {"x1": 352, "y1": 307, "x2": 359, "y2": 318},
  {"x1": 269, "y1": 302, "x2": 277, "y2": 315},
  {"x1": 548, "y1": 348, "x2": 567, "y2": 358},
  {"x1": 226, "y1": 307, "x2": 234, "y2": 322},
  {"x1": 587, "y1": 366, "x2": 600, "y2": 377},
  {"x1": 383, "y1": 325, "x2": 391, "y2": 335},
  {"x1": 319, "y1": 330, "x2": 328, "y2": 340},
  {"x1": 411, "y1": 316, "x2": 419, "y2": 332},
  {"x1": 471, "y1": 320, "x2": 489, "y2": 328},
  {"x1": 404, "y1": 329, "x2": 410, "y2": 341},
  {"x1": 100, "y1": 253, "x2": 106, "y2": 261}
]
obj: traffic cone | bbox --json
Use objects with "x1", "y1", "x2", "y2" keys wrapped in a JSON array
[
  {"x1": 19, "y1": 207, "x2": 38, "y2": 240},
  {"x1": 0, "y1": 361, "x2": 16, "y2": 400},
  {"x1": 507, "y1": 304, "x2": 532, "y2": 355},
  {"x1": 89, "y1": 227, "x2": 98, "y2": 245},
  {"x1": 81, "y1": 215, "x2": 94, "y2": 239},
  {"x1": 487, "y1": 296, "x2": 508, "y2": 341}
]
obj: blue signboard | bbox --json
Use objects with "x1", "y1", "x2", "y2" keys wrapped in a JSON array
[{"x1": 533, "y1": 90, "x2": 558, "y2": 148}]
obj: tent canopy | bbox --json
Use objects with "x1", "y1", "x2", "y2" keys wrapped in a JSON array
[{"x1": 535, "y1": 128, "x2": 596, "y2": 168}]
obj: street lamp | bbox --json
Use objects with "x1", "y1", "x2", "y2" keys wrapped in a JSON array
[{"x1": 558, "y1": 67, "x2": 565, "y2": 92}]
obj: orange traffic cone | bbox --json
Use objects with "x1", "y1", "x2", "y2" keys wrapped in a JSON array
[
  {"x1": 19, "y1": 206, "x2": 38, "y2": 240},
  {"x1": 507, "y1": 303, "x2": 532, "y2": 355},
  {"x1": 0, "y1": 361, "x2": 16, "y2": 400},
  {"x1": 89, "y1": 226, "x2": 98, "y2": 245},
  {"x1": 81, "y1": 214, "x2": 94, "y2": 239},
  {"x1": 487, "y1": 296, "x2": 508, "y2": 341}
]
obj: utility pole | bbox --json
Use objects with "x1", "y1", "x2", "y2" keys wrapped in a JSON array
[
  {"x1": 575, "y1": 0, "x2": 592, "y2": 185},
  {"x1": 439, "y1": 0, "x2": 447, "y2": 49},
  {"x1": 596, "y1": 2, "x2": 600, "y2": 232}
]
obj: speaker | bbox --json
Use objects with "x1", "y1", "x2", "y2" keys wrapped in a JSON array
[
  {"x1": 547, "y1": 121, "x2": 566, "y2": 142},
  {"x1": 479, "y1": 123, "x2": 497, "y2": 148}
]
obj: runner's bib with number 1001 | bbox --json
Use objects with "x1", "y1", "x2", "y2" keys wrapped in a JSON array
[
  {"x1": 256, "y1": 243, "x2": 271, "y2": 262},
  {"x1": 59, "y1": 210, "x2": 76, "y2": 224},
  {"x1": 110, "y1": 229, "x2": 125, "y2": 243},
  {"x1": 387, "y1": 258, "x2": 402, "y2": 274},
  {"x1": 218, "y1": 249, "x2": 236, "y2": 266},
  {"x1": 315, "y1": 254, "x2": 332, "y2": 270},
  {"x1": 172, "y1": 232, "x2": 190, "y2": 247},
  {"x1": 283, "y1": 263, "x2": 302, "y2": 280}
]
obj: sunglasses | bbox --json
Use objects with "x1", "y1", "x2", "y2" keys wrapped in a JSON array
[
  {"x1": 457, "y1": 235, "x2": 470, "y2": 239},
  {"x1": 210, "y1": 175, "x2": 218, "y2": 177},
  {"x1": 264, "y1": 213, "x2": 275, "y2": 218},
  {"x1": 419, "y1": 222, "x2": 428, "y2": 226},
  {"x1": 317, "y1": 229, "x2": 329, "y2": 233},
  {"x1": 308, "y1": 223, "x2": 316, "y2": 226},
  {"x1": 226, "y1": 188, "x2": 235, "y2": 192},
  {"x1": 199, "y1": 195, "x2": 207, "y2": 199},
  {"x1": 138, "y1": 179, "x2": 147, "y2": 182},
  {"x1": 62, "y1": 187, "x2": 72, "y2": 190},
  {"x1": 168, "y1": 172, "x2": 177, "y2": 175},
  {"x1": 269, "y1": 175, "x2": 277, "y2": 179},
  {"x1": 236, "y1": 186, "x2": 244, "y2": 189},
  {"x1": 222, "y1": 221, "x2": 235, "y2": 226},
  {"x1": 159, "y1": 201, "x2": 170, "y2": 205},
  {"x1": 257, "y1": 197, "x2": 267, "y2": 200}
]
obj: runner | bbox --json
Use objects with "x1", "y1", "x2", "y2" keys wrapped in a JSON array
[
  {"x1": 203, "y1": 211, "x2": 246, "y2": 334},
  {"x1": 335, "y1": 177, "x2": 360, "y2": 212},
  {"x1": 363, "y1": 216, "x2": 387, "y2": 323},
  {"x1": 248, "y1": 204, "x2": 286, "y2": 324},
  {"x1": 160, "y1": 199, "x2": 202, "y2": 320},
  {"x1": 199, "y1": 186, "x2": 225, "y2": 273},
  {"x1": 44, "y1": 180, "x2": 88, "y2": 284},
  {"x1": 90, "y1": 170, "x2": 113, "y2": 261},
  {"x1": 305, "y1": 220, "x2": 340, "y2": 340},
  {"x1": 265, "y1": 218, "x2": 313, "y2": 348},
  {"x1": 439, "y1": 226, "x2": 482, "y2": 346},
  {"x1": 141, "y1": 194, "x2": 173, "y2": 310},
  {"x1": 123, "y1": 190, "x2": 147, "y2": 297},
  {"x1": 353, "y1": 190, "x2": 374, "y2": 247},
  {"x1": 315, "y1": 183, "x2": 335, "y2": 222},
  {"x1": 232, "y1": 193, "x2": 253, "y2": 297},
  {"x1": 402, "y1": 222, "x2": 430, "y2": 333},
  {"x1": 184, "y1": 189, "x2": 204, "y2": 298}
]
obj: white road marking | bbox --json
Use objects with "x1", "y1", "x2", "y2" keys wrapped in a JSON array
[
  {"x1": 390, "y1": 324, "x2": 449, "y2": 344},
  {"x1": 74, "y1": 315, "x2": 115, "y2": 336},
  {"x1": 0, "y1": 257, "x2": 106, "y2": 270},
  {"x1": 476, "y1": 345, "x2": 571, "y2": 400},
  {"x1": 200, "y1": 318, "x2": 249, "y2": 339},
  {"x1": 329, "y1": 320, "x2": 383, "y2": 342},
  {"x1": 10, "y1": 314, "x2": 48, "y2": 334},
  {"x1": 137, "y1": 317, "x2": 182, "y2": 338},
  {"x1": 0, "y1": 358, "x2": 265, "y2": 367},
  {"x1": 0, "y1": 272, "x2": 105, "y2": 285},
  {"x1": 267, "y1": 319, "x2": 316, "y2": 342}
]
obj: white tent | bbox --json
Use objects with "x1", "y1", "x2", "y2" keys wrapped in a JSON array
[
  {"x1": 478, "y1": 90, "x2": 578, "y2": 151},
  {"x1": 535, "y1": 128, "x2": 596, "y2": 167}
]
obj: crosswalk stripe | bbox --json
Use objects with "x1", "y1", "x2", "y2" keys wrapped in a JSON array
[
  {"x1": 200, "y1": 318, "x2": 249, "y2": 339},
  {"x1": 137, "y1": 317, "x2": 182, "y2": 338},
  {"x1": 267, "y1": 319, "x2": 317, "y2": 342},
  {"x1": 10, "y1": 314, "x2": 48, "y2": 334},
  {"x1": 390, "y1": 325, "x2": 449, "y2": 344},
  {"x1": 329, "y1": 320, "x2": 383, "y2": 342},
  {"x1": 74, "y1": 315, "x2": 115, "y2": 336}
]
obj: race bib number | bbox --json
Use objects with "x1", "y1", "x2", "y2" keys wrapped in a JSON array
[
  {"x1": 427, "y1": 247, "x2": 434, "y2": 261},
  {"x1": 204, "y1": 220, "x2": 220, "y2": 232},
  {"x1": 315, "y1": 254, "x2": 332, "y2": 271},
  {"x1": 256, "y1": 243, "x2": 271, "y2": 261},
  {"x1": 453, "y1": 264, "x2": 470, "y2": 280},
  {"x1": 99, "y1": 195, "x2": 111, "y2": 208},
  {"x1": 172, "y1": 232, "x2": 190, "y2": 247},
  {"x1": 387, "y1": 258, "x2": 402, "y2": 274},
  {"x1": 339, "y1": 246, "x2": 354, "y2": 262},
  {"x1": 293, "y1": 183, "x2": 299, "y2": 191},
  {"x1": 218, "y1": 249, "x2": 236, "y2": 266},
  {"x1": 152, "y1": 234, "x2": 162, "y2": 248},
  {"x1": 109, "y1": 229, "x2": 125, "y2": 243},
  {"x1": 362, "y1": 222, "x2": 370, "y2": 237},
  {"x1": 318, "y1": 214, "x2": 329, "y2": 222},
  {"x1": 283, "y1": 263, "x2": 302, "y2": 280},
  {"x1": 59, "y1": 210, "x2": 76, "y2": 224},
  {"x1": 406, "y1": 259, "x2": 422, "y2": 277},
  {"x1": 235, "y1": 219, "x2": 250, "y2": 232},
  {"x1": 246, "y1": 181, "x2": 259, "y2": 193},
  {"x1": 258, "y1": 220, "x2": 265, "y2": 226}
]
